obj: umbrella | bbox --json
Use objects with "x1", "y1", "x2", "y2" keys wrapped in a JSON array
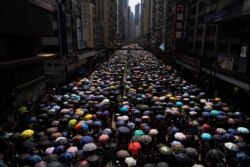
[
  {"x1": 175, "y1": 153, "x2": 190, "y2": 166},
  {"x1": 201, "y1": 133, "x2": 212, "y2": 141},
  {"x1": 117, "y1": 126, "x2": 131, "y2": 136},
  {"x1": 156, "y1": 114, "x2": 165, "y2": 121},
  {"x1": 213, "y1": 134, "x2": 224, "y2": 142},
  {"x1": 228, "y1": 128, "x2": 239, "y2": 135},
  {"x1": 59, "y1": 152, "x2": 74, "y2": 163},
  {"x1": 38, "y1": 140, "x2": 51, "y2": 148},
  {"x1": 237, "y1": 127, "x2": 249, "y2": 134},
  {"x1": 120, "y1": 106, "x2": 129, "y2": 113},
  {"x1": 93, "y1": 120, "x2": 103, "y2": 127},
  {"x1": 201, "y1": 124, "x2": 212, "y2": 131},
  {"x1": 51, "y1": 132, "x2": 62, "y2": 139},
  {"x1": 224, "y1": 142, "x2": 239, "y2": 152},
  {"x1": 43, "y1": 154, "x2": 59, "y2": 163},
  {"x1": 47, "y1": 162, "x2": 64, "y2": 167},
  {"x1": 185, "y1": 147, "x2": 198, "y2": 159},
  {"x1": 128, "y1": 142, "x2": 141, "y2": 155},
  {"x1": 159, "y1": 146, "x2": 172, "y2": 155},
  {"x1": 149, "y1": 129, "x2": 159, "y2": 136},
  {"x1": 223, "y1": 133, "x2": 235, "y2": 141},
  {"x1": 68, "y1": 119, "x2": 77, "y2": 127},
  {"x1": 125, "y1": 157, "x2": 136, "y2": 166},
  {"x1": 67, "y1": 146, "x2": 78, "y2": 154},
  {"x1": 34, "y1": 161, "x2": 47, "y2": 167},
  {"x1": 86, "y1": 154, "x2": 98, "y2": 163},
  {"x1": 144, "y1": 163, "x2": 155, "y2": 167},
  {"x1": 210, "y1": 110, "x2": 220, "y2": 117},
  {"x1": 45, "y1": 147, "x2": 55, "y2": 155},
  {"x1": 53, "y1": 146, "x2": 65, "y2": 155},
  {"x1": 28, "y1": 155, "x2": 42, "y2": 166},
  {"x1": 21, "y1": 129, "x2": 34, "y2": 138},
  {"x1": 83, "y1": 143, "x2": 97, "y2": 152},
  {"x1": 52, "y1": 121, "x2": 60, "y2": 126},
  {"x1": 139, "y1": 135, "x2": 152, "y2": 145},
  {"x1": 18, "y1": 106, "x2": 28, "y2": 113},
  {"x1": 75, "y1": 160, "x2": 89, "y2": 167},
  {"x1": 55, "y1": 137, "x2": 68, "y2": 147},
  {"x1": 116, "y1": 150, "x2": 129, "y2": 159},
  {"x1": 127, "y1": 122, "x2": 135, "y2": 129},
  {"x1": 131, "y1": 135, "x2": 141, "y2": 142},
  {"x1": 156, "y1": 162, "x2": 169, "y2": 167},
  {"x1": 99, "y1": 134, "x2": 109, "y2": 143},
  {"x1": 206, "y1": 149, "x2": 225, "y2": 163},
  {"x1": 47, "y1": 127, "x2": 58, "y2": 134},
  {"x1": 171, "y1": 144, "x2": 185, "y2": 154},
  {"x1": 134, "y1": 130, "x2": 145, "y2": 136},
  {"x1": 168, "y1": 127, "x2": 180, "y2": 134},
  {"x1": 84, "y1": 114, "x2": 93, "y2": 120},
  {"x1": 116, "y1": 120, "x2": 126, "y2": 126},
  {"x1": 102, "y1": 128, "x2": 112, "y2": 135},
  {"x1": 216, "y1": 128, "x2": 227, "y2": 134},
  {"x1": 174, "y1": 132, "x2": 186, "y2": 141},
  {"x1": 120, "y1": 115, "x2": 129, "y2": 121}
]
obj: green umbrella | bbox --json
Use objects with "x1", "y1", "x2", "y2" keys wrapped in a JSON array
[
  {"x1": 18, "y1": 106, "x2": 28, "y2": 113},
  {"x1": 210, "y1": 110, "x2": 220, "y2": 117},
  {"x1": 134, "y1": 130, "x2": 145, "y2": 136}
]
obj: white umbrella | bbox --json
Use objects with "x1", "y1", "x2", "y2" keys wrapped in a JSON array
[
  {"x1": 125, "y1": 157, "x2": 136, "y2": 166},
  {"x1": 224, "y1": 142, "x2": 239, "y2": 152},
  {"x1": 149, "y1": 129, "x2": 159, "y2": 136},
  {"x1": 174, "y1": 132, "x2": 186, "y2": 141},
  {"x1": 159, "y1": 146, "x2": 172, "y2": 155}
]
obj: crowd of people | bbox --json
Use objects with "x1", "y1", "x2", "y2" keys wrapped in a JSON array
[{"x1": 0, "y1": 47, "x2": 250, "y2": 167}]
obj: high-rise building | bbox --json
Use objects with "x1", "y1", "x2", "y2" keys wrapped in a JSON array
[
  {"x1": 151, "y1": 0, "x2": 164, "y2": 47},
  {"x1": 130, "y1": 11, "x2": 135, "y2": 41},
  {"x1": 141, "y1": 0, "x2": 152, "y2": 40},
  {"x1": 164, "y1": 0, "x2": 250, "y2": 94},
  {"x1": 117, "y1": 0, "x2": 129, "y2": 41},
  {"x1": 135, "y1": 3, "x2": 140, "y2": 26}
]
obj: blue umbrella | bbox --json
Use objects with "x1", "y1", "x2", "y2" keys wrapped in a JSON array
[
  {"x1": 217, "y1": 115, "x2": 227, "y2": 120},
  {"x1": 202, "y1": 111, "x2": 210, "y2": 117},
  {"x1": 201, "y1": 133, "x2": 212, "y2": 141},
  {"x1": 223, "y1": 133, "x2": 235, "y2": 141},
  {"x1": 210, "y1": 110, "x2": 220, "y2": 117},
  {"x1": 102, "y1": 111, "x2": 110, "y2": 117},
  {"x1": 116, "y1": 120, "x2": 126, "y2": 126},
  {"x1": 80, "y1": 136, "x2": 94, "y2": 146},
  {"x1": 168, "y1": 127, "x2": 180, "y2": 134},
  {"x1": 133, "y1": 109, "x2": 141, "y2": 115},
  {"x1": 156, "y1": 114, "x2": 165, "y2": 121},
  {"x1": 102, "y1": 128, "x2": 112, "y2": 135},
  {"x1": 28, "y1": 155, "x2": 42, "y2": 166},
  {"x1": 120, "y1": 106, "x2": 129, "y2": 113},
  {"x1": 52, "y1": 105, "x2": 61, "y2": 111},
  {"x1": 127, "y1": 122, "x2": 135, "y2": 129},
  {"x1": 228, "y1": 128, "x2": 239, "y2": 135},
  {"x1": 213, "y1": 134, "x2": 224, "y2": 142},
  {"x1": 143, "y1": 110, "x2": 152, "y2": 116},
  {"x1": 82, "y1": 122, "x2": 89, "y2": 131},
  {"x1": 53, "y1": 146, "x2": 65, "y2": 155},
  {"x1": 93, "y1": 120, "x2": 103, "y2": 127},
  {"x1": 117, "y1": 126, "x2": 131, "y2": 136},
  {"x1": 234, "y1": 111, "x2": 242, "y2": 117},
  {"x1": 176, "y1": 101, "x2": 183, "y2": 107},
  {"x1": 167, "y1": 102, "x2": 174, "y2": 107},
  {"x1": 59, "y1": 152, "x2": 74, "y2": 163}
]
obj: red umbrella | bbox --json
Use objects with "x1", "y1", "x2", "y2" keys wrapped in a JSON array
[
  {"x1": 201, "y1": 123, "x2": 212, "y2": 131},
  {"x1": 128, "y1": 142, "x2": 141, "y2": 155},
  {"x1": 99, "y1": 134, "x2": 109, "y2": 143}
]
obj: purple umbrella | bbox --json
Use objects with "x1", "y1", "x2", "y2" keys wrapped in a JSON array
[
  {"x1": 117, "y1": 126, "x2": 131, "y2": 136},
  {"x1": 80, "y1": 136, "x2": 94, "y2": 146}
]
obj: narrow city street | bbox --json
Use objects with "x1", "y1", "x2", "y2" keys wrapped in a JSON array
[{"x1": 0, "y1": 46, "x2": 249, "y2": 167}]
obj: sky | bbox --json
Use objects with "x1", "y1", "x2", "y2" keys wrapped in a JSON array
[{"x1": 129, "y1": 0, "x2": 141, "y2": 14}]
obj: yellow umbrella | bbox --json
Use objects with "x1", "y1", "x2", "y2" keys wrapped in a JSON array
[
  {"x1": 84, "y1": 114, "x2": 93, "y2": 120},
  {"x1": 68, "y1": 119, "x2": 77, "y2": 127},
  {"x1": 166, "y1": 94, "x2": 172, "y2": 98},
  {"x1": 214, "y1": 97, "x2": 221, "y2": 102},
  {"x1": 75, "y1": 108, "x2": 84, "y2": 116},
  {"x1": 169, "y1": 96, "x2": 176, "y2": 101},
  {"x1": 21, "y1": 129, "x2": 34, "y2": 138}
]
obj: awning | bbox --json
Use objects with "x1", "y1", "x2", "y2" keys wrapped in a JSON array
[{"x1": 159, "y1": 42, "x2": 165, "y2": 51}]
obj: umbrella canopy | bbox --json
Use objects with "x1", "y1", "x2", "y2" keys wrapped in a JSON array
[
  {"x1": 159, "y1": 146, "x2": 172, "y2": 155},
  {"x1": 102, "y1": 128, "x2": 112, "y2": 135},
  {"x1": 116, "y1": 150, "x2": 130, "y2": 159},
  {"x1": 68, "y1": 119, "x2": 77, "y2": 127},
  {"x1": 224, "y1": 142, "x2": 240, "y2": 152},
  {"x1": 86, "y1": 154, "x2": 98, "y2": 162},
  {"x1": 156, "y1": 162, "x2": 169, "y2": 167},
  {"x1": 125, "y1": 157, "x2": 136, "y2": 166},
  {"x1": 117, "y1": 126, "x2": 131, "y2": 136},
  {"x1": 201, "y1": 124, "x2": 212, "y2": 131},
  {"x1": 83, "y1": 143, "x2": 97, "y2": 152},
  {"x1": 21, "y1": 129, "x2": 34, "y2": 138},
  {"x1": 206, "y1": 149, "x2": 225, "y2": 163},
  {"x1": 174, "y1": 132, "x2": 186, "y2": 141},
  {"x1": 34, "y1": 161, "x2": 47, "y2": 167},
  {"x1": 80, "y1": 136, "x2": 94, "y2": 146},
  {"x1": 28, "y1": 155, "x2": 42, "y2": 166},
  {"x1": 59, "y1": 152, "x2": 74, "y2": 163},
  {"x1": 201, "y1": 133, "x2": 212, "y2": 141},
  {"x1": 175, "y1": 153, "x2": 190, "y2": 166},
  {"x1": 185, "y1": 147, "x2": 198, "y2": 159},
  {"x1": 171, "y1": 144, "x2": 185, "y2": 154},
  {"x1": 139, "y1": 135, "x2": 152, "y2": 145},
  {"x1": 128, "y1": 142, "x2": 141, "y2": 155},
  {"x1": 149, "y1": 129, "x2": 159, "y2": 136},
  {"x1": 134, "y1": 130, "x2": 145, "y2": 136},
  {"x1": 84, "y1": 114, "x2": 93, "y2": 120},
  {"x1": 237, "y1": 127, "x2": 249, "y2": 134},
  {"x1": 116, "y1": 120, "x2": 126, "y2": 126},
  {"x1": 99, "y1": 134, "x2": 109, "y2": 143},
  {"x1": 43, "y1": 154, "x2": 59, "y2": 163},
  {"x1": 67, "y1": 146, "x2": 78, "y2": 154}
]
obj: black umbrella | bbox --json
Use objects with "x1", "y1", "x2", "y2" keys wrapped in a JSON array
[
  {"x1": 43, "y1": 154, "x2": 59, "y2": 163},
  {"x1": 206, "y1": 149, "x2": 225, "y2": 165},
  {"x1": 22, "y1": 140, "x2": 37, "y2": 150},
  {"x1": 47, "y1": 161, "x2": 64, "y2": 167},
  {"x1": 156, "y1": 162, "x2": 169, "y2": 167}
]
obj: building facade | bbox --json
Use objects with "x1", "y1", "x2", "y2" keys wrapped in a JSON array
[
  {"x1": 141, "y1": 0, "x2": 152, "y2": 40},
  {"x1": 117, "y1": 0, "x2": 129, "y2": 41}
]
